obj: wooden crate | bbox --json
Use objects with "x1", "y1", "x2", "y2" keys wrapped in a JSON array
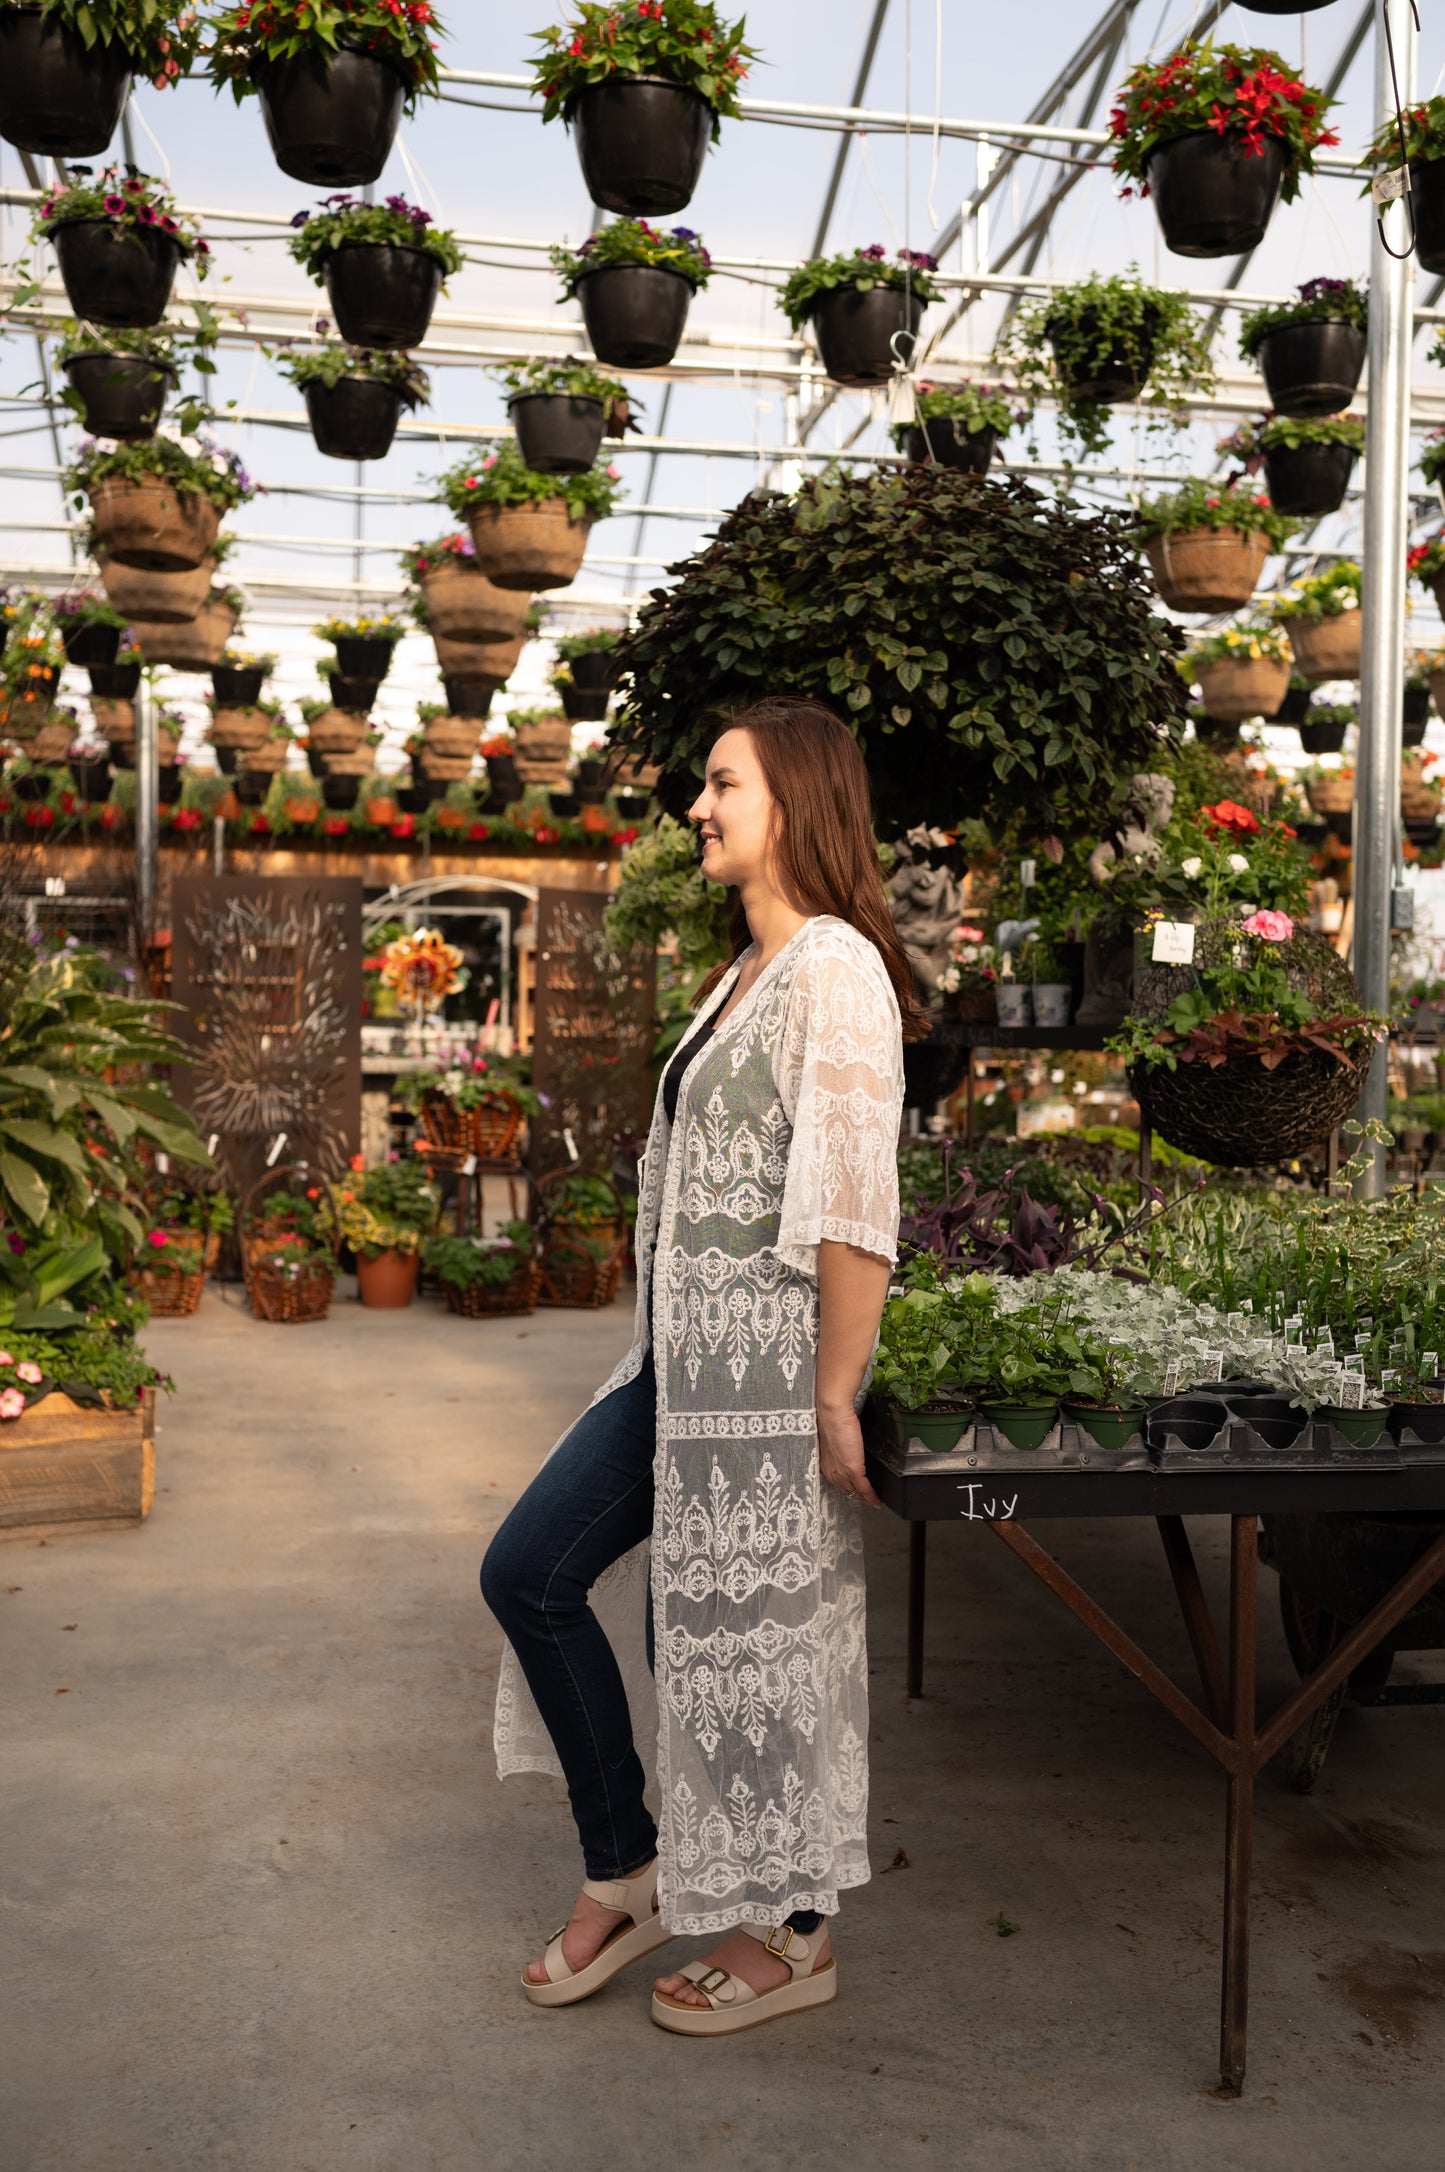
[{"x1": 0, "y1": 1388, "x2": 157, "y2": 1541}]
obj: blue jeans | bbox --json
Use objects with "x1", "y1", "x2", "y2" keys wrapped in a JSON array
[{"x1": 480, "y1": 1351, "x2": 823, "y2": 1932}]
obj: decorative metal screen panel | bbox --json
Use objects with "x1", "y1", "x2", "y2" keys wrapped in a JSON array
[
  {"x1": 170, "y1": 875, "x2": 363, "y2": 1193},
  {"x1": 531, "y1": 888, "x2": 656, "y2": 1178}
]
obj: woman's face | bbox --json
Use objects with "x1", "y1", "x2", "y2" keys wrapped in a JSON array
[{"x1": 689, "y1": 728, "x2": 775, "y2": 890}]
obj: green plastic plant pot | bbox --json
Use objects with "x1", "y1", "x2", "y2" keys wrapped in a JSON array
[
  {"x1": 980, "y1": 1402, "x2": 1057, "y2": 1452},
  {"x1": 1062, "y1": 1404, "x2": 1145, "y2": 1453},
  {"x1": 1319, "y1": 1406, "x2": 1386, "y2": 1451},
  {"x1": 901, "y1": 1406, "x2": 973, "y2": 1454}
]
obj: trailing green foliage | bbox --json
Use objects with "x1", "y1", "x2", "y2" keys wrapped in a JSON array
[
  {"x1": 995, "y1": 270, "x2": 1215, "y2": 461},
  {"x1": 1132, "y1": 475, "x2": 1295, "y2": 549},
  {"x1": 66, "y1": 432, "x2": 255, "y2": 515},
  {"x1": 601, "y1": 815, "x2": 729, "y2": 970},
  {"x1": 551, "y1": 218, "x2": 712, "y2": 295},
  {"x1": 424, "y1": 1224, "x2": 534, "y2": 1290},
  {"x1": 273, "y1": 342, "x2": 429, "y2": 406},
  {"x1": 432, "y1": 439, "x2": 624, "y2": 522},
  {"x1": 34, "y1": 0, "x2": 203, "y2": 83}
]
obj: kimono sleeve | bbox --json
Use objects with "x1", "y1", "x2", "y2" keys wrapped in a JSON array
[{"x1": 774, "y1": 929, "x2": 905, "y2": 1279}]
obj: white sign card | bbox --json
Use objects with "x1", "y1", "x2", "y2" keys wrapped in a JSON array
[{"x1": 1151, "y1": 921, "x2": 1197, "y2": 966}]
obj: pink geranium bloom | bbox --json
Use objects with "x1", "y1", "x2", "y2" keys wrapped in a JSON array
[
  {"x1": 1242, "y1": 909, "x2": 1293, "y2": 943},
  {"x1": 0, "y1": 1351, "x2": 11, "y2": 1366},
  {"x1": 147, "y1": 1229, "x2": 170, "y2": 1249},
  {"x1": 15, "y1": 1361, "x2": 42, "y2": 1385},
  {"x1": 0, "y1": 1387, "x2": 25, "y2": 1419}
]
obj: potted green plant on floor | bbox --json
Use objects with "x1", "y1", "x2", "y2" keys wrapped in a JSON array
[
  {"x1": 335, "y1": 1158, "x2": 438, "y2": 1308},
  {"x1": 551, "y1": 219, "x2": 713, "y2": 370},
  {"x1": 207, "y1": 0, "x2": 447, "y2": 188},
  {"x1": 531, "y1": 0, "x2": 757, "y2": 216},
  {"x1": 0, "y1": 0, "x2": 199, "y2": 157},
  {"x1": 288, "y1": 189, "x2": 462, "y2": 351},
  {"x1": 996, "y1": 269, "x2": 1215, "y2": 460},
  {"x1": 1365, "y1": 95, "x2": 1445, "y2": 279},
  {"x1": 1218, "y1": 413, "x2": 1364, "y2": 520},
  {"x1": 434, "y1": 441, "x2": 623, "y2": 592},
  {"x1": 781, "y1": 242, "x2": 943, "y2": 387},
  {"x1": 1238, "y1": 276, "x2": 1367, "y2": 418},
  {"x1": 499, "y1": 357, "x2": 635, "y2": 476},
  {"x1": 276, "y1": 343, "x2": 428, "y2": 462},
  {"x1": 424, "y1": 1223, "x2": 539, "y2": 1318},
  {"x1": 1268, "y1": 563, "x2": 1362, "y2": 683},
  {"x1": 536, "y1": 1170, "x2": 630, "y2": 1308},
  {"x1": 1132, "y1": 476, "x2": 1294, "y2": 615},
  {"x1": 1108, "y1": 39, "x2": 1338, "y2": 259},
  {"x1": 20, "y1": 165, "x2": 211, "y2": 328}
]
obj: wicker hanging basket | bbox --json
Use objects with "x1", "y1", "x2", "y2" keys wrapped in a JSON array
[
  {"x1": 466, "y1": 500, "x2": 592, "y2": 592},
  {"x1": 536, "y1": 1227, "x2": 626, "y2": 1308},
  {"x1": 100, "y1": 554, "x2": 215, "y2": 625},
  {"x1": 240, "y1": 1164, "x2": 339, "y2": 1324},
  {"x1": 88, "y1": 477, "x2": 220, "y2": 572},
  {"x1": 208, "y1": 705, "x2": 275, "y2": 752},
  {"x1": 431, "y1": 631, "x2": 525, "y2": 682},
  {"x1": 1196, "y1": 656, "x2": 1291, "y2": 723},
  {"x1": 130, "y1": 1247, "x2": 206, "y2": 1316},
  {"x1": 131, "y1": 597, "x2": 238, "y2": 671},
  {"x1": 418, "y1": 1089, "x2": 523, "y2": 1162},
  {"x1": 443, "y1": 1261, "x2": 539, "y2": 1318},
  {"x1": 1286, "y1": 610, "x2": 1362, "y2": 683},
  {"x1": 305, "y1": 707, "x2": 369, "y2": 755},
  {"x1": 420, "y1": 562, "x2": 531, "y2": 642},
  {"x1": 1305, "y1": 774, "x2": 1354, "y2": 818},
  {"x1": 1145, "y1": 527, "x2": 1269, "y2": 614}
]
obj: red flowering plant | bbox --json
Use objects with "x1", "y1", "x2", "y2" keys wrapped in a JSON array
[
  {"x1": 1132, "y1": 474, "x2": 1295, "y2": 549},
  {"x1": 29, "y1": 164, "x2": 211, "y2": 272},
  {"x1": 1408, "y1": 529, "x2": 1445, "y2": 590},
  {"x1": 434, "y1": 440, "x2": 624, "y2": 523},
  {"x1": 207, "y1": 1, "x2": 446, "y2": 109},
  {"x1": 530, "y1": 1, "x2": 758, "y2": 137},
  {"x1": 1365, "y1": 95, "x2": 1445, "y2": 176},
  {"x1": 30, "y1": 1, "x2": 204, "y2": 88},
  {"x1": 1108, "y1": 40, "x2": 1338, "y2": 203}
]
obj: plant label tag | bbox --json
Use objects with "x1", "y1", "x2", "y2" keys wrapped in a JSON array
[
  {"x1": 1162, "y1": 1361, "x2": 1183, "y2": 1397},
  {"x1": 461, "y1": 1154, "x2": 477, "y2": 1177},
  {"x1": 1338, "y1": 1373, "x2": 1367, "y2": 1411},
  {"x1": 1200, "y1": 1349, "x2": 1224, "y2": 1382},
  {"x1": 562, "y1": 1126, "x2": 581, "y2": 1164},
  {"x1": 1285, "y1": 1313, "x2": 1304, "y2": 1336},
  {"x1": 1344, "y1": 1352, "x2": 1366, "y2": 1375},
  {"x1": 1238, "y1": 1298, "x2": 1253, "y2": 1314},
  {"x1": 1019, "y1": 859, "x2": 1037, "y2": 890},
  {"x1": 1315, "y1": 1327, "x2": 1335, "y2": 1353},
  {"x1": 1425, "y1": 1351, "x2": 1441, "y2": 1379},
  {"x1": 266, "y1": 1132, "x2": 288, "y2": 1169},
  {"x1": 207, "y1": 1134, "x2": 220, "y2": 1157},
  {"x1": 1152, "y1": 921, "x2": 1196, "y2": 965},
  {"x1": 1381, "y1": 1368, "x2": 1401, "y2": 1393},
  {"x1": 1372, "y1": 168, "x2": 1407, "y2": 206},
  {"x1": 156, "y1": 1152, "x2": 170, "y2": 1175}
]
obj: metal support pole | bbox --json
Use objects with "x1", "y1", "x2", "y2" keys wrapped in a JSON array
[
  {"x1": 134, "y1": 676, "x2": 158, "y2": 948},
  {"x1": 1355, "y1": 0, "x2": 1417, "y2": 1199}
]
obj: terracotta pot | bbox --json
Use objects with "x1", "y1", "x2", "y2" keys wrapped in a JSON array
[
  {"x1": 305, "y1": 707, "x2": 368, "y2": 755},
  {"x1": 88, "y1": 477, "x2": 220, "y2": 572},
  {"x1": 466, "y1": 501, "x2": 591, "y2": 592},
  {"x1": 283, "y1": 795, "x2": 322, "y2": 824},
  {"x1": 318, "y1": 746, "x2": 376, "y2": 777},
  {"x1": 434, "y1": 806, "x2": 470, "y2": 831},
  {"x1": 355, "y1": 1249, "x2": 418, "y2": 1309},
  {"x1": 99, "y1": 553, "x2": 215, "y2": 625},
  {"x1": 1196, "y1": 656, "x2": 1291, "y2": 724},
  {"x1": 431, "y1": 631, "x2": 525, "y2": 682},
  {"x1": 420, "y1": 563, "x2": 530, "y2": 642},
  {"x1": 131, "y1": 600, "x2": 238, "y2": 671},
  {"x1": 1286, "y1": 612, "x2": 1362, "y2": 683},
  {"x1": 364, "y1": 795, "x2": 399, "y2": 826},
  {"x1": 1145, "y1": 527, "x2": 1270, "y2": 614},
  {"x1": 91, "y1": 697, "x2": 135, "y2": 740},
  {"x1": 207, "y1": 706, "x2": 275, "y2": 752},
  {"x1": 422, "y1": 717, "x2": 482, "y2": 760}
]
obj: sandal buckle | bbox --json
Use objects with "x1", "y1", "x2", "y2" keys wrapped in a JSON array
[
  {"x1": 764, "y1": 1925, "x2": 794, "y2": 1959},
  {"x1": 696, "y1": 1967, "x2": 732, "y2": 1997}
]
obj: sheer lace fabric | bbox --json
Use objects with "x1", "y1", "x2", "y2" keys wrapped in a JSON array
[{"x1": 493, "y1": 916, "x2": 904, "y2": 1934}]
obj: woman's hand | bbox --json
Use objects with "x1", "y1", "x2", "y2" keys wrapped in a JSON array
[{"x1": 816, "y1": 1400, "x2": 882, "y2": 1509}]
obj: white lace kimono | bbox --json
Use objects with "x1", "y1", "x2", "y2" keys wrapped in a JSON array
[{"x1": 494, "y1": 914, "x2": 904, "y2": 1935}]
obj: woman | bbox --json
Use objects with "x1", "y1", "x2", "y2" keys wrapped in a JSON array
[{"x1": 482, "y1": 697, "x2": 927, "y2": 2036}]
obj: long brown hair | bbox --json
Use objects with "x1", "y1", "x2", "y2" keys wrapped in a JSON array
[{"x1": 696, "y1": 698, "x2": 930, "y2": 1041}]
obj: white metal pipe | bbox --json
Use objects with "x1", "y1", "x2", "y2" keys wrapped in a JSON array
[{"x1": 1355, "y1": 1, "x2": 1417, "y2": 1199}]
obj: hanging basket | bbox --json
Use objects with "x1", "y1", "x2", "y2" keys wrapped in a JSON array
[
  {"x1": 809, "y1": 284, "x2": 923, "y2": 387},
  {"x1": 213, "y1": 663, "x2": 267, "y2": 707},
  {"x1": 567, "y1": 74, "x2": 712, "y2": 216},
  {"x1": 1196, "y1": 656, "x2": 1290, "y2": 724},
  {"x1": 422, "y1": 717, "x2": 482, "y2": 760},
  {"x1": 432, "y1": 631, "x2": 525, "y2": 682},
  {"x1": 466, "y1": 501, "x2": 592, "y2": 592},
  {"x1": 1298, "y1": 715, "x2": 1350, "y2": 757},
  {"x1": 1304, "y1": 774, "x2": 1354, "y2": 818},
  {"x1": 1145, "y1": 526, "x2": 1269, "y2": 613},
  {"x1": 323, "y1": 241, "x2": 441, "y2": 350},
  {"x1": 1255, "y1": 319, "x2": 1367, "y2": 419},
  {"x1": 241, "y1": 1164, "x2": 340, "y2": 1325},
  {"x1": 900, "y1": 420, "x2": 995, "y2": 473},
  {"x1": 59, "y1": 616, "x2": 121, "y2": 668},
  {"x1": 305, "y1": 707, "x2": 369, "y2": 755},
  {"x1": 131, "y1": 599, "x2": 238, "y2": 671},
  {"x1": 63, "y1": 351, "x2": 174, "y2": 442},
  {"x1": 90, "y1": 696, "x2": 134, "y2": 741},
  {"x1": 1046, "y1": 303, "x2": 1158, "y2": 405},
  {"x1": 537, "y1": 1227, "x2": 626, "y2": 1309},
  {"x1": 254, "y1": 45, "x2": 406, "y2": 188},
  {"x1": 88, "y1": 659, "x2": 141, "y2": 699},
  {"x1": 419, "y1": 562, "x2": 530, "y2": 642},
  {"x1": 561, "y1": 683, "x2": 610, "y2": 722},
  {"x1": 1287, "y1": 612, "x2": 1362, "y2": 683},
  {"x1": 443, "y1": 1263, "x2": 540, "y2": 1319},
  {"x1": 89, "y1": 478, "x2": 220, "y2": 573},
  {"x1": 1401, "y1": 758, "x2": 1442, "y2": 821},
  {"x1": 129, "y1": 1250, "x2": 206, "y2": 1317},
  {"x1": 208, "y1": 706, "x2": 275, "y2": 752},
  {"x1": 1143, "y1": 128, "x2": 1288, "y2": 259},
  {"x1": 303, "y1": 376, "x2": 405, "y2": 462},
  {"x1": 100, "y1": 553, "x2": 215, "y2": 624},
  {"x1": 1262, "y1": 441, "x2": 1358, "y2": 520},
  {"x1": 509, "y1": 392, "x2": 607, "y2": 476},
  {"x1": 1413, "y1": 157, "x2": 1445, "y2": 278},
  {"x1": 0, "y1": 678, "x2": 59, "y2": 740},
  {"x1": 442, "y1": 676, "x2": 500, "y2": 719},
  {"x1": 419, "y1": 1089, "x2": 523, "y2": 1162},
  {"x1": 575, "y1": 262, "x2": 695, "y2": 370},
  {"x1": 1132, "y1": 1047, "x2": 1365, "y2": 1166},
  {"x1": 0, "y1": 7, "x2": 132, "y2": 157},
  {"x1": 52, "y1": 219, "x2": 181, "y2": 329}
]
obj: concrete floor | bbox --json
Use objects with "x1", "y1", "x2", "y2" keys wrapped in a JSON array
[{"x1": 6, "y1": 1284, "x2": 1445, "y2": 2172}]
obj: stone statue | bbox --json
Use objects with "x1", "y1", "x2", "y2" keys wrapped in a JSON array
[
  {"x1": 1085, "y1": 772, "x2": 1176, "y2": 888},
  {"x1": 890, "y1": 826, "x2": 968, "y2": 1001},
  {"x1": 1076, "y1": 774, "x2": 1177, "y2": 1030}
]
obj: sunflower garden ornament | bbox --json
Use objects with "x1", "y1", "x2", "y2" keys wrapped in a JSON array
[{"x1": 380, "y1": 928, "x2": 464, "y2": 1017}]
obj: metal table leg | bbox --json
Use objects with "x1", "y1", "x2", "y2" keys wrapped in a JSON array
[
  {"x1": 907, "y1": 1521, "x2": 927, "y2": 1699},
  {"x1": 1219, "y1": 1514, "x2": 1257, "y2": 2095}
]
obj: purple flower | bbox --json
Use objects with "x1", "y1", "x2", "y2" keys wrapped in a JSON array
[
  {"x1": 290, "y1": 209, "x2": 311, "y2": 229},
  {"x1": 137, "y1": 204, "x2": 156, "y2": 225},
  {"x1": 411, "y1": 209, "x2": 432, "y2": 227},
  {"x1": 104, "y1": 194, "x2": 124, "y2": 213},
  {"x1": 7, "y1": 1234, "x2": 24, "y2": 1256},
  {"x1": 861, "y1": 243, "x2": 887, "y2": 260},
  {"x1": 671, "y1": 225, "x2": 698, "y2": 242},
  {"x1": 324, "y1": 193, "x2": 354, "y2": 210}
]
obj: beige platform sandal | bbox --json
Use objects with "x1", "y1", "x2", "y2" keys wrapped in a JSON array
[
  {"x1": 651, "y1": 1921, "x2": 837, "y2": 2036},
  {"x1": 523, "y1": 1858, "x2": 674, "y2": 2007}
]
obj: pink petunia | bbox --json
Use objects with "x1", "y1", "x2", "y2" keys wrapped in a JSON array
[
  {"x1": 0, "y1": 1387, "x2": 24, "y2": 1420},
  {"x1": 15, "y1": 1361, "x2": 41, "y2": 1385},
  {"x1": 147, "y1": 1229, "x2": 170, "y2": 1249},
  {"x1": 1242, "y1": 909, "x2": 1293, "y2": 943},
  {"x1": 0, "y1": 1351, "x2": 11, "y2": 1366}
]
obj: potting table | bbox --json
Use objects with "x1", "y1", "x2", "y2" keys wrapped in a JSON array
[{"x1": 864, "y1": 1424, "x2": 1445, "y2": 2094}]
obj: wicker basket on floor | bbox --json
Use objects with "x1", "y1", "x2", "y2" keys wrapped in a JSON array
[
  {"x1": 419, "y1": 1089, "x2": 523, "y2": 1162},
  {"x1": 131, "y1": 1253, "x2": 206, "y2": 1317},
  {"x1": 536, "y1": 1229, "x2": 626, "y2": 1309},
  {"x1": 443, "y1": 1262, "x2": 539, "y2": 1318},
  {"x1": 240, "y1": 1164, "x2": 340, "y2": 1324}
]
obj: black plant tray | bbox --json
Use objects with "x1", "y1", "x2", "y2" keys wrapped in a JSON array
[{"x1": 868, "y1": 1400, "x2": 1151, "y2": 1477}]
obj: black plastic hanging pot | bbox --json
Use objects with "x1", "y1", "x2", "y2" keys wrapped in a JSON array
[
  {"x1": 1193, "y1": 715, "x2": 1240, "y2": 749},
  {"x1": 1255, "y1": 318, "x2": 1366, "y2": 418},
  {"x1": 549, "y1": 788, "x2": 580, "y2": 820},
  {"x1": 52, "y1": 220, "x2": 183, "y2": 329},
  {"x1": 442, "y1": 677, "x2": 496, "y2": 718},
  {"x1": 334, "y1": 634, "x2": 395, "y2": 680},
  {"x1": 1237, "y1": 2, "x2": 1336, "y2": 11},
  {"x1": 809, "y1": 285, "x2": 924, "y2": 387},
  {"x1": 1144, "y1": 129, "x2": 1288, "y2": 258},
  {"x1": 59, "y1": 617, "x2": 122, "y2": 668},
  {"x1": 322, "y1": 775, "x2": 361, "y2": 810},
  {"x1": 329, "y1": 672, "x2": 381, "y2": 712},
  {"x1": 235, "y1": 772, "x2": 269, "y2": 807},
  {"x1": 1276, "y1": 681, "x2": 1312, "y2": 725},
  {"x1": 157, "y1": 762, "x2": 182, "y2": 806},
  {"x1": 1405, "y1": 685, "x2": 1432, "y2": 732},
  {"x1": 303, "y1": 377, "x2": 405, "y2": 462},
  {"x1": 1046, "y1": 304, "x2": 1158, "y2": 405},
  {"x1": 569, "y1": 649, "x2": 619, "y2": 693},
  {"x1": 62, "y1": 351, "x2": 175, "y2": 440},
  {"x1": 89, "y1": 660, "x2": 141, "y2": 699},
  {"x1": 212, "y1": 664, "x2": 267, "y2": 707},
  {"x1": 399, "y1": 780, "x2": 443, "y2": 813},
  {"x1": 509, "y1": 393, "x2": 607, "y2": 476},
  {"x1": 0, "y1": 7, "x2": 132, "y2": 157},
  {"x1": 11, "y1": 773, "x2": 52, "y2": 803},
  {"x1": 254, "y1": 46, "x2": 406, "y2": 187},
  {"x1": 561, "y1": 683, "x2": 609, "y2": 722},
  {"x1": 567, "y1": 75, "x2": 713, "y2": 216},
  {"x1": 1261, "y1": 439, "x2": 1358, "y2": 518},
  {"x1": 1298, "y1": 716, "x2": 1350, "y2": 756},
  {"x1": 322, "y1": 242, "x2": 442, "y2": 351},
  {"x1": 485, "y1": 753, "x2": 522, "y2": 806},
  {"x1": 900, "y1": 419, "x2": 996, "y2": 472},
  {"x1": 1413, "y1": 159, "x2": 1445, "y2": 276},
  {"x1": 214, "y1": 746, "x2": 240, "y2": 776},
  {"x1": 576, "y1": 263, "x2": 694, "y2": 370},
  {"x1": 70, "y1": 755, "x2": 111, "y2": 802}
]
